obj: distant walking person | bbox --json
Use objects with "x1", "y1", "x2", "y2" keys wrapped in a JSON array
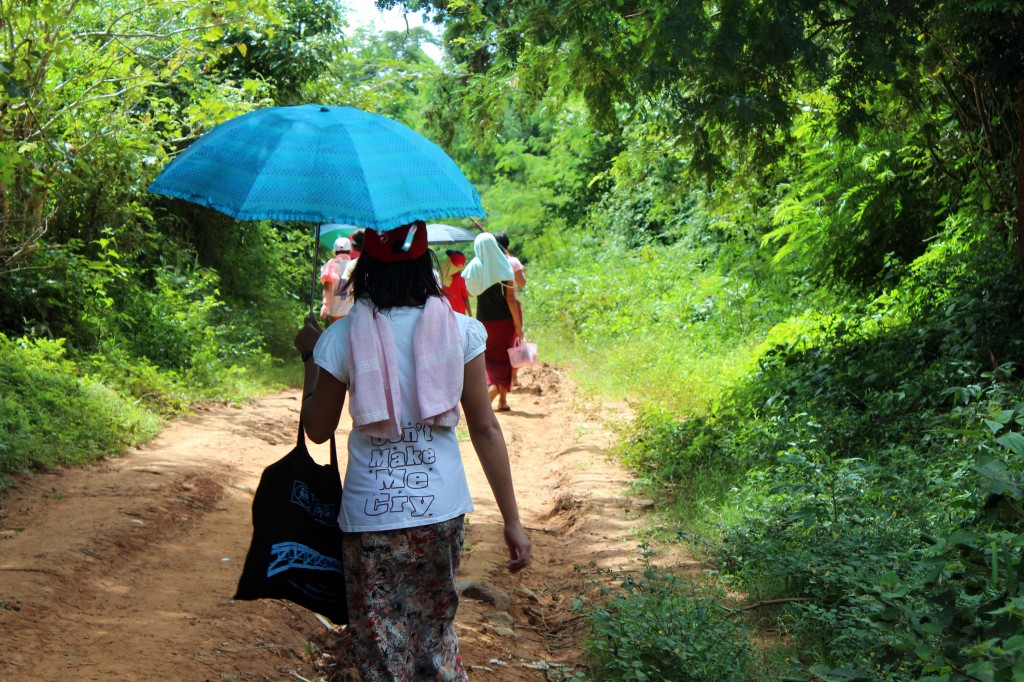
[
  {"x1": 493, "y1": 231, "x2": 526, "y2": 291},
  {"x1": 441, "y1": 250, "x2": 472, "y2": 315},
  {"x1": 464, "y1": 232, "x2": 521, "y2": 411},
  {"x1": 320, "y1": 237, "x2": 353, "y2": 324},
  {"x1": 493, "y1": 231, "x2": 526, "y2": 386},
  {"x1": 339, "y1": 228, "x2": 364, "y2": 296}
]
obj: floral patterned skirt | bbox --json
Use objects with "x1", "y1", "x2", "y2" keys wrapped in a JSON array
[{"x1": 343, "y1": 516, "x2": 468, "y2": 682}]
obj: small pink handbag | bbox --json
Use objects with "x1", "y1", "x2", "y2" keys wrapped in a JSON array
[{"x1": 508, "y1": 337, "x2": 538, "y2": 368}]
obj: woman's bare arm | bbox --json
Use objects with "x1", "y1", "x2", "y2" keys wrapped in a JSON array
[
  {"x1": 295, "y1": 313, "x2": 347, "y2": 443},
  {"x1": 505, "y1": 282, "x2": 523, "y2": 337},
  {"x1": 321, "y1": 279, "x2": 335, "y2": 318},
  {"x1": 461, "y1": 354, "x2": 531, "y2": 572}
]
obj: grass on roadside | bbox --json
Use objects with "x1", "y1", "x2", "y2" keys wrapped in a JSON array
[{"x1": 0, "y1": 333, "x2": 295, "y2": 493}]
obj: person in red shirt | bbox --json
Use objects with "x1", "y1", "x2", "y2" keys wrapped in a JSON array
[{"x1": 441, "y1": 250, "x2": 471, "y2": 315}]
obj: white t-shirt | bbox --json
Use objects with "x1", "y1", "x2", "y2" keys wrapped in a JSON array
[{"x1": 313, "y1": 305, "x2": 487, "y2": 533}]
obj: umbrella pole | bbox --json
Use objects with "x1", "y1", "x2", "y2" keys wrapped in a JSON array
[{"x1": 310, "y1": 224, "x2": 321, "y2": 319}]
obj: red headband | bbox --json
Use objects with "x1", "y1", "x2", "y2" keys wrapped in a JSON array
[{"x1": 363, "y1": 222, "x2": 428, "y2": 262}]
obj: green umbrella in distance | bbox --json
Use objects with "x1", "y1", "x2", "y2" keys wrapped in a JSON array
[{"x1": 318, "y1": 223, "x2": 360, "y2": 251}]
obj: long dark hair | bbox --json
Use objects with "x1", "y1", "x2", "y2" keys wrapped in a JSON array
[{"x1": 344, "y1": 248, "x2": 443, "y2": 311}]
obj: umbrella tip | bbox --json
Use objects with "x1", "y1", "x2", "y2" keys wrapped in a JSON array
[{"x1": 319, "y1": 106, "x2": 329, "y2": 112}]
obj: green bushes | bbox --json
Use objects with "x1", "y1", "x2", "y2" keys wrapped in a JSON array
[
  {"x1": 0, "y1": 249, "x2": 291, "y2": 490},
  {"x1": 112, "y1": 268, "x2": 268, "y2": 391},
  {"x1": 181, "y1": 218, "x2": 314, "y2": 360},
  {"x1": 524, "y1": 192, "x2": 1024, "y2": 679},
  {"x1": 706, "y1": 359, "x2": 1024, "y2": 680},
  {"x1": 617, "y1": 408, "x2": 727, "y2": 485},
  {"x1": 597, "y1": 221, "x2": 1024, "y2": 679},
  {"x1": 0, "y1": 335, "x2": 160, "y2": 489},
  {"x1": 575, "y1": 549, "x2": 758, "y2": 681},
  {"x1": 526, "y1": 240, "x2": 785, "y2": 408}
]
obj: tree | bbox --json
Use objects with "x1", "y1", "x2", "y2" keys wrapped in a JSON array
[
  {"x1": 211, "y1": 0, "x2": 344, "y2": 106},
  {"x1": 389, "y1": 0, "x2": 1024, "y2": 265},
  {"x1": 0, "y1": 0, "x2": 273, "y2": 275},
  {"x1": 302, "y1": 24, "x2": 440, "y2": 126}
]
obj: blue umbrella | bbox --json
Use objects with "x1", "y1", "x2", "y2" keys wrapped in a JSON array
[{"x1": 148, "y1": 104, "x2": 485, "y2": 229}]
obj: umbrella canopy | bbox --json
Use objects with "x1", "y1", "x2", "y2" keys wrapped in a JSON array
[
  {"x1": 148, "y1": 104, "x2": 485, "y2": 229},
  {"x1": 318, "y1": 223, "x2": 360, "y2": 250},
  {"x1": 426, "y1": 223, "x2": 478, "y2": 244}
]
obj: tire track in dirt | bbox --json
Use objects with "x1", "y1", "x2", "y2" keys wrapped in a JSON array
[{"x1": 0, "y1": 363, "x2": 645, "y2": 681}]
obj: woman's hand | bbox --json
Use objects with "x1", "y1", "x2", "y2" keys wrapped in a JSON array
[
  {"x1": 462, "y1": 355, "x2": 531, "y2": 572},
  {"x1": 504, "y1": 519, "x2": 532, "y2": 573},
  {"x1": 294, "y1": 313, "x2": 323, "y2": 355}
]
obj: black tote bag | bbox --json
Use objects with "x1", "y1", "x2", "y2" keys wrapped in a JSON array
[{"x1": 234, "y1": 422, "x2": 348, "y2": 624}]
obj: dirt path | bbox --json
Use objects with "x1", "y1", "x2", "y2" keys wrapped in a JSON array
[{"x1": 0, "y1": 363, "x2": 650, "y2": 681}]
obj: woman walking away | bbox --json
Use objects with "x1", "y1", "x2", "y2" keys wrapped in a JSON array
[
  {"x1": 463, "y1": 232, "x2": 521, "y2": 412},
  {"x1": 294, "y1": 221, "x2": 531, "y2": 681},
  {"x1": 320, "y1": 236, "x2": 354, "y2": 324},
  {"x1": 492, "y1": 232, "x2": 526, "y2": 387}
]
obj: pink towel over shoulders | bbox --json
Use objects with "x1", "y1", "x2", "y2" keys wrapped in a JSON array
[{"x1": 346, "y1": 297, "x2": 462, "y2": 440}]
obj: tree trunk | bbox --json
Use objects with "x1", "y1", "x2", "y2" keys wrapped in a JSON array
[{"x1": 1018, "y1": 84, "x2": 1024, "y2": 265}]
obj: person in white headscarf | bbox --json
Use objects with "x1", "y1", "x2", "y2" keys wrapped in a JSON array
[{"x1": 463, "y1": 233, "x2": 521, "y2": 411}]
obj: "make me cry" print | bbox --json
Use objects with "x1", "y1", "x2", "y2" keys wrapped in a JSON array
[{"x1": 364, "y1": 424, "x2": 436, "y2": 519}]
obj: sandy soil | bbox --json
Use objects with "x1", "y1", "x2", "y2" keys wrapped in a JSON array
[{"x1": 0, "y1": 362, "x2": 664, "y2": 681}]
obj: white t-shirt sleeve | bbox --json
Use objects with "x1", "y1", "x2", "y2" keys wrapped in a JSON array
[
  {"x1": 461, "y1": 315, "x2": 486, "y2": 363},
  {"x1": 312, "y1": 316, "x2": 350, "y2": 384}
]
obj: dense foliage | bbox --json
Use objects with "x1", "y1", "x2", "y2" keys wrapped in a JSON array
[{"x1": 3, "y1": 0, "x2": 1024, "y2": 679}]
